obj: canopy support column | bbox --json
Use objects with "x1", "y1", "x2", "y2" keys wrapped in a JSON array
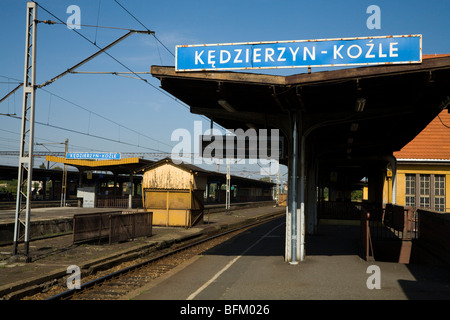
[{"x1": 286, "y1": 111, "x2": 305, "y2": 264}]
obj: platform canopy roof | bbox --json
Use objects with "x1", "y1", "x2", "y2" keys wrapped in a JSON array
[
  {"x1": 45, "y1": 156, "x2": 154, "y2": 175},
  {"x1": 151, "y1": 55, "x2": 450, "y2": 185}
]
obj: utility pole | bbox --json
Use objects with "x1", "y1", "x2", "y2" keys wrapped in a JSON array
[
  {"x1": 226, "y1": 158, "x2": 231, "y2": 211},
  {"x1": 13, "y1": 1, "x2": 37, "y2": 261},
  {"x1": 225, "y1": 129, "x2": 231, "y2": 212},
  {"x1": 61, "y1": 139, "x2": 68, "y2": 207},
  {"x1": 8, "y1": 2, "x2": 154, "y2": 261},
  {"x1": 276, "y1": 162, "x2": 280, "y2": 206}
]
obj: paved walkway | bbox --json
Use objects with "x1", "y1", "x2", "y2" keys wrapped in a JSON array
[{"x1": 129, "y1": 221, "x2": 450, "y2": 300}]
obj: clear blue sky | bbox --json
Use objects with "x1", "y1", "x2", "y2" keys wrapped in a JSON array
[{"x1": 1, "y1": 0, "x2": 449, "y2": 181}]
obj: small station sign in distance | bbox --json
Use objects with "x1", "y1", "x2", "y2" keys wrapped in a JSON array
[{"x1": 65, "y1": 152, "x2": 122, "y2": 160}]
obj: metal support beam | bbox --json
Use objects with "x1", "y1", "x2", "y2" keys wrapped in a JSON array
[
  {"x1": 0, "y1": 29, "x2": 151, "y2": 104},
  {"x1": 226, "y1": 158, "x2": 231, "y2": 211},
  {"x1": 60, "y1": 139, "x2": 68, "y2": 207},
  {"x1": 390, "y1": 156, "x2": 397, "y2": 204},
  {"x1": 37, "y1": 30, "x2": 152, "y2": 89},
  {"x1": 299, "y1": 133, "x2": 306, "y2": 261},
  {"x1": 13, "y1": 1, "x2": 37, "y2": 261},
  {"x1": 286, "y1": 112, "x2": 302, "y2": 264},
  {"x1": 276, "y1": 163, "x2": 280, "y2": 206},
  {"x1": 128, "y1": 172, "x2": 133, "y2": 209}
]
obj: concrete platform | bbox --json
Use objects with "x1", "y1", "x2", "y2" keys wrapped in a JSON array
[
  {"x1": 128, "y1": 220, "x2": 450, "y2": 300},
  {"x1": 0, "y1": 204, "x2": 285, "y2": 299},
  {"x1": 1, "y1": 204, "x2": 449, "y2": 301}
]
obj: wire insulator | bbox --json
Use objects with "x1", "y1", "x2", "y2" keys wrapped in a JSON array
[{"x1": 39, "y1": 20, "x2": 56, "y2": 25}]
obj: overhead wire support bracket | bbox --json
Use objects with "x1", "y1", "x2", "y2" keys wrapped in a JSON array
[
  {"x1": 0, "y1": 83, "x2": 23, "y2": 105},
  {"x1": 37, "y1": 29, "x2": 151, "y2": 89},
  {"x1": 35, "y1": 19, "x2": 155, "y2": 34},
  {"x1": 69, "y1": 71, "x2": 152, "y2": 82},
  {"x1": 0, "y1": 29, "x2": 153, "y2": 103}
]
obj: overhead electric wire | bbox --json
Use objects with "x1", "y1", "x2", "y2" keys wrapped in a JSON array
[
  {"x1": 93, "y1": 0, "x2": 102, "y2": 45},
  {"x1": 34, "y1": 2, "x2": 191, "y2": 111},
  {"x1": 110, "y1": 0, "x2": 224, "y2": 128},
  {"x1": 112, "y1": 0, "x2": 174, "y2": 57},
  {"x1": 2, "y1": 113, "x2": 168, "y2": 153},
  {"x1": 0, "y1": 128, "x2": 160, "y2": 157},
  {"x1": 2, "y1": 3, "x2": 224, "y2": 161},
  {"x1": 39, "y1": 88, "x2": 174, "y2": 149},
  {"x1": 37, "y1": 20, "x2": 144, "y2": 32},
  {"x1": 37, "y1": 1, "x2": 223, "y2": 129},
  {"x1": 0, "y1": 74, "x2": 174, "y2": 150},
  {"x1": 3, "y1": 3, "x2": 220, "y2": 128}
]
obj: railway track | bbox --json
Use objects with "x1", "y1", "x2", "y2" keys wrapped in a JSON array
[{"x1": 27, "y1": 213, "x2": 284, "y2": 300}]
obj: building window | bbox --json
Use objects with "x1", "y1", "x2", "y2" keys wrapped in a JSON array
[
  {"x1": 405, "y1": 173, "x2": 446, "y2": 211},
  {"x1": 405, "y1": 174, "x2": 415, "y2": 207},
  {"x1": 435, "y1": 174, "x2": 445, "y2": 212},
  {"x1": 419, "y1": 174, "x2": 430, "y2": 208}
]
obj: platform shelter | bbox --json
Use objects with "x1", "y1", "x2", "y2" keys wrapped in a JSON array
[
  {"x1": 45, "y1": 156, "x2": 153, "y2": 208},
  {"x1": 151, "y1": 55, "x2": 450, "y2": 263}
]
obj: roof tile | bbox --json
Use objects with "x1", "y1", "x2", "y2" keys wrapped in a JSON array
[{"x1": 394, "y1": 110, "x2": 450, "y2": 160}]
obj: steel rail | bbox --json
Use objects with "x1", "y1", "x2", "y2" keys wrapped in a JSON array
[{"x1": 46, "y1": 212, "x2": 284, "y2": 300}]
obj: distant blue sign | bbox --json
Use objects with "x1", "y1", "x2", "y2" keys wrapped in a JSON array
[
  {"x1": 66, "y1": 152, "x2": 121, "y2": 160},
  {"x1": 176, "y1": 35, "x2": 422, "y2": 71}
]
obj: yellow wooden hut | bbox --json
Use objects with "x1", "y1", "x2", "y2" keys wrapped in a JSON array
[{"x1": 140, "y1": 158, "x2": 208, "y2": 227}]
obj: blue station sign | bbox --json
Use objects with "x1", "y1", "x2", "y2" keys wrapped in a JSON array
[
  {"x1": 176, "y1": 35, "x2": 422, "y2": 71},
  {"x1": 65, "y1": 152, "x2": 121, "y2": 160}
]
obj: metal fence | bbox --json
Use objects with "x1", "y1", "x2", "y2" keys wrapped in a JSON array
[
  {"x1": 109, "y1": 212, "x2": 153, "y2": 244},
  {"x1": 73, "y1": 211, "x2": 152, "y2": 244},
  {"x1": 318, "y1": 201, "x2": 363, "y2": 220},
  {"x1": 96, "y1": 197, "x2": 143, "y2": 209},
  {"x1": 366, "y1": 204, "x2": 418, "y2": 241},
  {"x1": 359, "y1": 204, "x2": 428, "y2": 262},
  {"x1": 321, "y1": 201, "x2": 449, "y2": 262}
]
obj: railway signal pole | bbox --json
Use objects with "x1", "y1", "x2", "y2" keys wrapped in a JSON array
[
  {"x1": 13, "y1": 1, "x2": 37, "y2": 261},
  {"x1": 61, "y1": 139, "x2": 68, "y2": 207}
]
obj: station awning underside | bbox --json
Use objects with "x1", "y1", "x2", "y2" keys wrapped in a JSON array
[
  {"x1": 45, "y1": 156, "x2": 154, "y2": 175},
  {"x1": 151, "y1": 55, "x2": 450, "y2": 186}
]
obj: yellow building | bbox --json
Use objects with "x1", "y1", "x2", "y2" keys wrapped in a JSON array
[
  {"x1": 140, "y1": 158, "x2": 207, "y2": 227},
  {"x1": 383, "y1": 110, "x2": 450, "y2": 212}
]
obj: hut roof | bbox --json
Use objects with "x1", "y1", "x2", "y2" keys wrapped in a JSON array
[
  {"x1": 138, "y1": 157, "x2": 275, "y2": 187},
  {"x1": 137, "y1": 157, "x2": 212, "y2": 175}
]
